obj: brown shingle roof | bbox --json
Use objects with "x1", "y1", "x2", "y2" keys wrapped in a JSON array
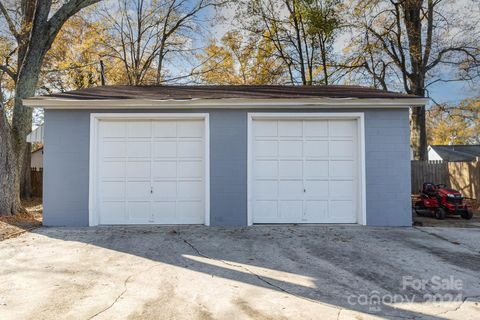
[{"x1": 28, "y1": 85, "x2": 420, "y2": 100}]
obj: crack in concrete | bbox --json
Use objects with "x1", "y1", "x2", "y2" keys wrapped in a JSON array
[
  {"x1": 182, "y1": 238, "x2": 354, "y2": 316},
  {"x1": 183, "y1": 238, "x2": 442, "y2": 320},
  {"x1": 336, "y1": 308, "x2": 342, "y2": 320},
  {"x1": 183, "y1": 239, "x2": 313, "y2": 297},
  {"x1": 87, "y1": 274, "x2": 133, "y2": 320},
  {"x1": 85, "y1": 236, "x2": 474, "y2": 320},
  {"x1": 433, "y1": 295, "x2": 480, "y2": 317},
  {"x1": 87, "y1": 263, "x2": 163, "y2": 319}
]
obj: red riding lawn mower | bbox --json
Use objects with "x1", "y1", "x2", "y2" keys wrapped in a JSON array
[{"x1": 414, "y1": 182, "x2": 473, "y2": 220}]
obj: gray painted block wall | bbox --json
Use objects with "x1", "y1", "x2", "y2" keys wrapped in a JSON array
[{"x1": 43, "y1": 108, "x2": 411, "y2": 227}]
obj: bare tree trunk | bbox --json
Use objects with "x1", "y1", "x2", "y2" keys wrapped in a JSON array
[
  {"x1": 410, "y1": 105, "x2": 427, "y2": 160},
  {"x1": 9, "y1": 62, "x2": 38, "y2": 215},
  {"x1": 403, "y1": 0, "x2": 427, "y2": 160},
  {"x1": 21, "y1": 142, "x2": 32, "y2": 200},
  {"x1": 156, "y1": 46, "x2": 165, "y2": 85},
  {"x1": 285, "y1": 0, "x2": 307, "y2": 85},
  {"x1": 0, "y1": 0, "x2": 101, "y2": 216},
  {"x1": 319, "y1": 36, "x2": 328, "y2": 85},
  {"x1": 99, "y1": 60, "x2": 106, "y2": 85},
  {"x1": 0, "y1": 105, "x2": 21, "y2": 215}
]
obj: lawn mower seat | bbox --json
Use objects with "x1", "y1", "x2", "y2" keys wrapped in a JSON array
[{"x1": 422, "y1": 182, "x2": 437, "y2": 196}]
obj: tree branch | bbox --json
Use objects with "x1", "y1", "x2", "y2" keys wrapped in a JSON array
[
  {"x1": 48, "y1": 0, "x2": 102, "y2": 38},
  {"x1": 0, "y1": 1, "x2": 20, "y2": 40},
  {"x1": 422, "y1": 0, "x2": 434, "y2": 68},
  {"x1": 426, "y1": 47, "x2": 480, "y2": 71},
  {"x1": 0, "y1": 65, "x2": 17, "y2": 81}
]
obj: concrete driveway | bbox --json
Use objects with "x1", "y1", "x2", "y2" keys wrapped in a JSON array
[{"x1": 1, "y1": 226, "x2": 479, "y2": 320}]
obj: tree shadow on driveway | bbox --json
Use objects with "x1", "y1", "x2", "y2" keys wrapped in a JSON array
[{"x1": 18, "y1": 225, "x2": 480, "y2": 319}]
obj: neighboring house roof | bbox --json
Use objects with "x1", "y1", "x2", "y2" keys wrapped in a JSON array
[
  {"x1": 27, "y1": 125, "x2": 44, "y2": 143},
  {"x1": 23, "y1": 85, "x2": 428, "y2": 108},
  {"x1": 32, "y1": 146, "x2": 44, "y2": 154},
  {"x1": 429, "y1": 145, "x2": 480, "y2": 162}
]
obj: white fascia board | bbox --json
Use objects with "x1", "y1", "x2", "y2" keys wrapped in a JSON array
[
  {"x1": 427, "y1": 146, "x2": 443, "y2": 161},
  {"x1": 22, "y1": 97, "x2": 428, "y2": 109}
]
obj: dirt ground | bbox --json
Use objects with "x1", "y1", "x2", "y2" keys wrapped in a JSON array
[
  {"x1": 0, "y1": 198, "x2": 43, "y2": 241},
  {"x1": 412, "y1": 196, "x2": 480, "y2": 228}
]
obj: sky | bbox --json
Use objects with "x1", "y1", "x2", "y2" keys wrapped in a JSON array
[
  {"x1": 200, "y1": 1, "x2": 479, "y2": 106},
  {"x1": 0, "y1": 0, "x2": 478, "y2": 107},
  {"x1": 428, "y1": 81, "x2": 478, "y2": 105}
]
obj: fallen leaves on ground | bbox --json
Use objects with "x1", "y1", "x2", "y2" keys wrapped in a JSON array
[{"x1": 0, "y1": 198, "x2": 42, "y2": 241}]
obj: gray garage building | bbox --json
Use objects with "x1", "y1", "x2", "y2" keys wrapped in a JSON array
[{"x1": 24, "y1": 85, "x2": 427, "y2": 227}]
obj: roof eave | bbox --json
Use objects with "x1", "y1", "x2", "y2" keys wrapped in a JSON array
[{"x1": 22, "y1": 97, "x2": 428, "y2": 109}]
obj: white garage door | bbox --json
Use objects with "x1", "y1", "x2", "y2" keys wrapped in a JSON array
[
  {"x1": 251, "y1": 118, "x2": 359, "y2": 223},
  {"x1": 96, "y1": 119, "x2": 205, "y2": 224}
]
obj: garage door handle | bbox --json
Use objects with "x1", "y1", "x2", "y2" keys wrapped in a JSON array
[
  {"x1": 150, "y1": 187, "x2": 153, "y2": 194},
  {"x1": 304, "y1": 188, "x2": 306, "y2": 193}
]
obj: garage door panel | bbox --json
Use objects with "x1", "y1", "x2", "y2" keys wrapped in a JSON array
[
  {"x1": 175, "y1": 202, "x2": 204, "y2": 223},
  {"x1": 329, "y1": 180, "x2": 355, "y2": 199},
  {"x1": 330, "y1": 120, "x2": 355, "y2": 137},
  {"x1": 304, "y1": 160, "x2": 328, "y2": 178},
  {"x1": 100, "y1": 181, "x2": 125, "y2": 199},
  {"x1": 279, "y1": 160, "x2": 302, "y2": 178},
  {"x1": 255, "y1": 160, "x2": 278, "y2": 178},
  {"x1": 151, "y1": 201, "x2": 204, "y2": 224},
  {"x1": 304, "y1": 140, "x2": 328, "y2": 157},
  {"x1": 252, "y1": 117, "x2": 359, "y2": 224},
  {"x1": 100, "y1": 122, "x2": 126, "y2": 137},
  {"x1": 151, "y1": 202, "x2": 175, "y2": 221},
  {"x1": 255, "y1": 140, "x2": 277, "y2": 157},
  {"x1": 152, "y1": 161, "x2": 176, "y2": 178},
  {"x1": 101, "y1": 161, "x2": 125, "y2": 178},
  {"x1": 279, "y1": 180, "x2": 303, "y2": 197},
  {"x1": 178, "y1": 140, "x2": 203, "y2": 157},
  {"x1": 103, "y1": 141, "x2": 126, "y2": 158},
  {"x1": 177, "y1": 120, "x2": 203, "y2": 137},
  {"x1": 253, "y1": 201, "x2": 278, "y2": 221},
  {"x1": 254, "y1": 120, "x2": 277, "y2": 137},
  {"x1": 99, "y1": 202, "x2": 125, "y2": 224},
  {"x1": 329, "y1": 140, "x2": 354, "y2": 158},
  {"x1": 126, "y1": 141, "x2": 150, "y2": 158},
  {"x1": 127, "y1": 202, "x2": 151, "y2": 222},
  {"x1": 254, "y1": 180, "x2": 277, "y2": 198},
  {"x1": 178, "y1": 161, "x2": 203, "y2": 178},
  {"x1": 304, "y1": 120, "x2": 328, "y2": 137},
  {"x1": 152, "y1": 181, "x2": 177, "y2": 198},
  {"x1": 177, "y1": 181, "x2": 203, "y2": 199},
  {"x1": 127, "y1": 122, "x2": 151, "y2": 137},
  {"x1": 304, "y1": 180, "x2": 329, "y2": 199},
  {"x1": 329, "y1": 160, "x2": 355, "y2": 178},
  {"x1": 153, "y1": 141, "x2": 177, "y2": 158},
  {"x1": 304, "y1": 201, "x2": 328, "y2": 221},
  {"x1": 126, "y1": 161, "x2": 150, "y2": 178},
  {"x1": 153, "y1": 121, "x2": 176, "y2": 137},
  {"x1": 279, "y1": 201, "x2": 302, "y2": 219},
  {"x1": 279, "y1": 140, "x2": 302, "y2": 157},
  {"x1": 330, "y1": 201, "x2": 355, "y2": 222},
  {"x1": 278, "y1": 121, "x2": 302, "y2": 137},
  {"x1": 126, "y1": 181, "x2": 151, "y2": 200}
]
